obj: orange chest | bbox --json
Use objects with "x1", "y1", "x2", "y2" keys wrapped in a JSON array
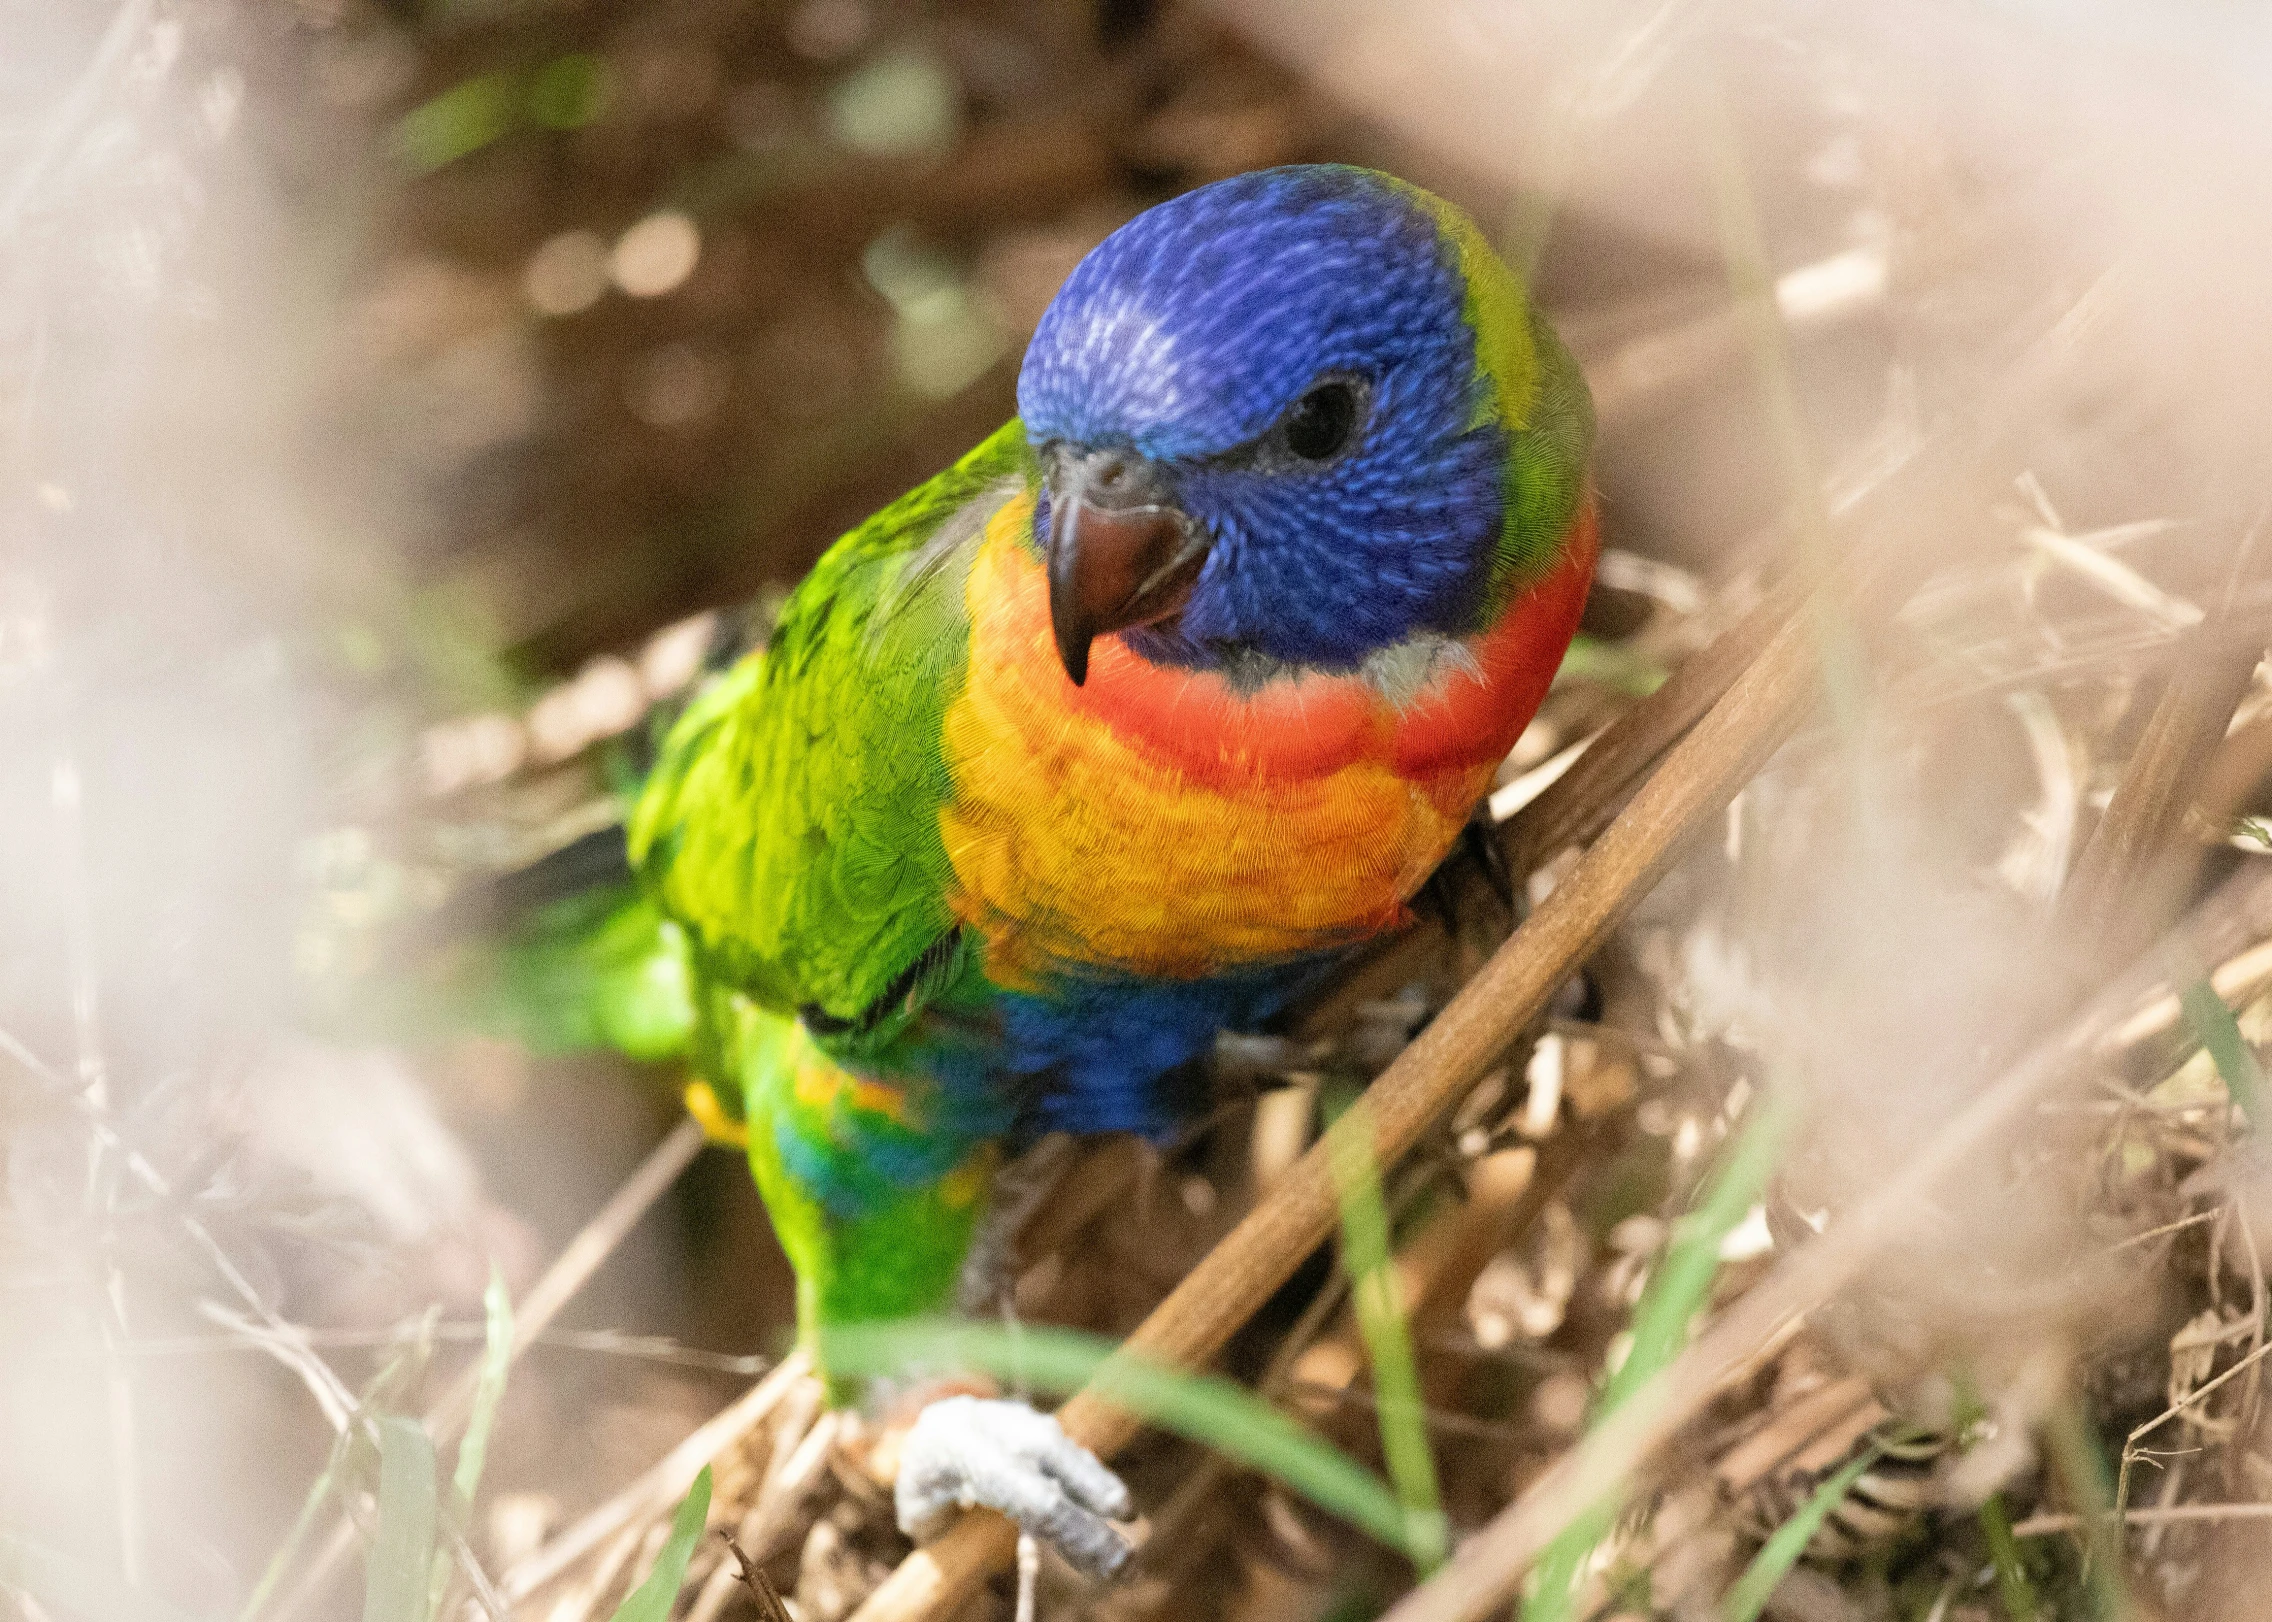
[{"x1": 936, "y1": 493, "x2": 1595, "y2": 986}]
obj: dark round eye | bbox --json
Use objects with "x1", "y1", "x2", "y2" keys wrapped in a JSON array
[{"x1": 1280, "y1": 380, "x2": 1361, "y2": 462}]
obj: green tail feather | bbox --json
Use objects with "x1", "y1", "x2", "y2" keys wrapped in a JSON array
[{"x1": 475, "y1": 883, "x2": 697, "y2": 1062}]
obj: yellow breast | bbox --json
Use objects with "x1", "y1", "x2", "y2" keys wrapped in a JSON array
[{"x1": 937, "y1": 497, "x2": 1489, "y2": 988}]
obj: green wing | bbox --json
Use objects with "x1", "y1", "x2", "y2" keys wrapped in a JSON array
[{"x1": 629, "y1": 419, "x2": 1029, "y2": 1029}]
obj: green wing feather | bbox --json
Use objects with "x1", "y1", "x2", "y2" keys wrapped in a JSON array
[{"x1": 629, "y1": 420, "x2": 1029, "y2": 1027}]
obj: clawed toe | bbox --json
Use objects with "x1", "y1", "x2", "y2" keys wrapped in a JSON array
[{"x1": 894, "y1": 1394, "x2": 1133, "y2": 1579}]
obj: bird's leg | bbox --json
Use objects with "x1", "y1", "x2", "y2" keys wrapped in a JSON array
[
  {"x1": 893, "y1": 1392, "x2": 1133, "y2": 1578},
  {"x1": 1414, "y1": 807, "x2": 1601, "y2": 1018},
  {"x1": 953, "y1": 1132, "x2": 1076, "y2": 1316},
  {"x1": 1461, "y1": 804, "x2": 1518, "y2": 913},
  {"x1": 885, "y1": 1133, "x2": 1133, "y2": 1579},
  {"x1": 1413, "y1": 803, "x2": 1517, "y2": 936}
]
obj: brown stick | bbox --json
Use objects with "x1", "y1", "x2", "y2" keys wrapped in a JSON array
[
  {"x1": 498, "y1": 1348, "x2": 813, "y2": 1604},
  {"x1": 848, "y1": 584, "x2": 1830, "y2": 1622},
  {"x1": 1500, "y1": 580, "x2": 1802, "y2": 879},
  {"x1": 2058, "y1": 616, "x2": 2265, "y2": 954},
  {"x1": 2010, "y1": 1502, "x2": 2272, "y2": 1537},
  {"x1": 1373, "y1": 858, "x2": 2272, "y2": 1622}
]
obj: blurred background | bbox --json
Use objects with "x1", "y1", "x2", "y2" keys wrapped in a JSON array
[{"x1": 7, "y1": 0, "x2": 2272, "y2": 1619}]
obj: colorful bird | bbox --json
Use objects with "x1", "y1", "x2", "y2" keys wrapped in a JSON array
[{"x1": 593, "y1": 163, "x2": 1594, "y2": 1571}]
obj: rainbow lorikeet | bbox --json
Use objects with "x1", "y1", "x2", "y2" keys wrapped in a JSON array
[{"x1": 576, "y1": 164, "x2": 1594, "y2": 1570}]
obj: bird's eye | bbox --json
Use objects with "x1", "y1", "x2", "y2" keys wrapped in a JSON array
[{"x1": 1280, "y1": 380, "x2": 1361, "y2": 462}]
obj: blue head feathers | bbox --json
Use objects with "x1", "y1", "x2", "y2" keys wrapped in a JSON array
[{"x1": 1017, "y1": 165, "x2": 1511, "y2": 674}]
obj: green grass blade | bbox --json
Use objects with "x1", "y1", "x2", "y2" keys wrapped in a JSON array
[
  {"x1": 1977, "y1": 1493, "x2": 2040, "y2": 1621},
  {"x1": 2044, "y1": 1402, "x2": 2140, "y2": 1622},
  {"x1": 1719, "y1": 1447, "x2": 1878, "y2": 1622},
  {"x1": 455, "y1": 1268, "x2": 514, "y2": 1506},
  {"x1": 1325, "y1": 1095, "x2": 1448, "y2": 1570},
  {"x1": 430, "y1": 1268, "x2": 516, "y2": 1617},
  {"x1": 819, "y1": 1318, "x2": 1426, "y2": 1560},
  {"x1": 394, "y1": 73, "x2": 517, "y2": 175},
  {"x1": 1558, "y1": 634, "x2": 1670, "y2": 699},
  {"x1": 605, "y1": 1465, "x2": 713, "y2": 1622},
  {"x1": 525, "y1": 54, "x2": 613, "y2": 132},
  {"x1": 1613, "y1": 1089, "x2": 1795, "y2": 1411},
  {"x1": 240, "y1": 1426, "x2": 355, "y2": 1622},
  {"x1": 364, "y1": 1416, "x2": 438, "y2": 1622},
  {"x1": 2176, "y1": 971, "x2": 2268, "y2": 1128},
  {"x1": 1525, "y1": 1085, "x2": 1799, "y2": 1622}
]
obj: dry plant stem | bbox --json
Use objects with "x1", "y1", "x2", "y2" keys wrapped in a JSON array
[
  {"x1": 848, "y1": 589, "x2": 1831, "y2": 1622},
  {"x1": 1142, "y1": 1132, "x2": 1597, "y2": 1602},
  {"x1": 0, "y1": 1031, "x2": 513, "y2": 1621},
  {"x1": 684, "y1": 1401, "x2": 840, "y2": 1622},
  {"x1": 2115, "y1": 1335, "x2": 2272, "y2": 1521},
  {"x1": 1501, "y1": 579, "x2": 1802, "y2": 878},
  {"x1": 1712, "y1": 1376, "x2": 1880, "y2": 1493},
  {"x1": 1416, "y1": 1118, "x2": 1613, "y2": 1338},
  {"x1": 717, "y1": 1531, "x2": 797, "y2": 1622},
  {"x1": 551, "y1": 1520, "x2": 651, "y2": 1622},
  {"x1": 2010, "y1": 1502, "x2": 2272, "y2": 1536},
  {"x1": 2059, "y1": 620, "x2": 2266, "y2": 953},
  {"x1": 1124, "y1": 1210, "x2": 1378, "y2": 1593},
  {"x1": 1373, "y1": 859, "x2": 2272, "y2": 1622}
]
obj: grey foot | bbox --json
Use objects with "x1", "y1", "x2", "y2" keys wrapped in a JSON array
[{"x1": 894, "y1": 1395, "x2": 1132, "y2": 1579}]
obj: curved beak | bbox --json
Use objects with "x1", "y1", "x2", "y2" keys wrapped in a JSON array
[{"x1": 1042, "y1": 445, "x2": 1209, "y2": 686}]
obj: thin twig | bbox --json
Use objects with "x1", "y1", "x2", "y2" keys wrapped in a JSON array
[
  {"x1": 2058, "y1": 610, "x2": 2266, "y2": 956},
  {"x1": 684, "y1": 1397, "x2": 838, "y2": 1622},
  {"x1": 0, "y1": 1029, "x2": 517, "y2": 1614},
  {"x1": 51, "y1": 746, "x2": 142, "y2": 1588},
  {"x1": 547, "y1": 1519, "x2": 651, "y2": 1622},
  {"x1": 2110, "y1": 1211, "x2": 2220, "y2": 1252},
  {"x1": 1502, "y1": 581, "x2": 1800, "y2": 879},
  {"x1": 433, "y1": 1117, "x2": 708, "y2": 1437},
  {"x1": 81, "y1": 1322, "x2": 774, "y2": 1376},
  {"x1": 716, "y1": 1531, "x2": 795, "y2": 1622},
  {"x1": 2010, "y1": 1501, "x2": 2272, "y2": 1537}
]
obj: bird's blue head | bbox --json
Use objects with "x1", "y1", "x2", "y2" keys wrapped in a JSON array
[{"x1": 1016, "y1": 164, "x2": 1582, "y2": 687}]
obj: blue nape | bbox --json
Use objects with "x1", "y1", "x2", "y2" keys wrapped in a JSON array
[{"x1": 1017, "y1": 165, "x2": 1509, "y2": 671}]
